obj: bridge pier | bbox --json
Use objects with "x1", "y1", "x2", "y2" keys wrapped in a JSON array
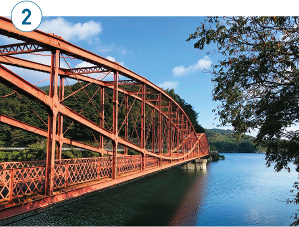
[{"x1": 181, "y1": 158, "x2": 208, "y2": 170}]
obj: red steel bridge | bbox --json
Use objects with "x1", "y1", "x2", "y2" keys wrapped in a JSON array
[{"x1": 0, "y1": 17, "x2": 209, "y2": 220}]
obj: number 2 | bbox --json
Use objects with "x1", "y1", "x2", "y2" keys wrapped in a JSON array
[{"x1": 22, "y1": 9, "x2": 31, "y2": 25}]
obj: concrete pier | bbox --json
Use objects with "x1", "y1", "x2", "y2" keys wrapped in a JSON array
[{"x1": 181, "y1": 158, "x2": 208, "y2": 170}]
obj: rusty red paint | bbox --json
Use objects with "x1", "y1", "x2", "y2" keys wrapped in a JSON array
[{"x1": 0, "y1": 16, "x2": 209, "y2": 220}]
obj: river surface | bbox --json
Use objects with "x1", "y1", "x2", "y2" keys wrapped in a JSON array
[{"x1": 3, "y1": 153, "x2": 299, "y2": 226}]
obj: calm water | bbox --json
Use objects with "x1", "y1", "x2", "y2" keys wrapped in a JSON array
[{"x1": 3, "y1": 153, "x2": 299, "y2": 226}]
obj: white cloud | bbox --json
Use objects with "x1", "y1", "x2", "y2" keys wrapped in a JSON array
[
  {"x1": 39, "y1": 17, "x2": 102, "y2": 41},
  {"x1": 77, "y1": 61, "x2": 96, "y2": 68},
  {"x1": 106, "y1": 56, "x2": 116, "y2": 62},
  {"x1": 158, "y1": 81, "x2": 179, "y2": 90},
  {"x1": 106, "y1": 56, "x2": 125, "y2": 67},
  {"x1": 97, "y1": 42, "x2": 128, "y2": 55},
  {"x1": 172, "y1": 56, "x2": 212, "y2": 77},
  {"x1": 98, "y1": 43, "x2": 115, "y2": 53}
]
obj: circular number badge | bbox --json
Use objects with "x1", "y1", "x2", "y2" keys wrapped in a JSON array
[{"x1": 11, "y1": 1, "x2": 42, "y2": 32}]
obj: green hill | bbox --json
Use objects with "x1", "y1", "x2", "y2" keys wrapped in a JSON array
[
  {"x1": 206, "y1": 128, "x2": 265, "y2": 153},
  {"x1": 37, "y1": 85, "x2": 50, "y2": 91}
]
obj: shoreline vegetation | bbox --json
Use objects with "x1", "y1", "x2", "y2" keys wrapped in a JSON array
[{"x1": 209, "y1": 151, "x2": 225, "y2": 161}]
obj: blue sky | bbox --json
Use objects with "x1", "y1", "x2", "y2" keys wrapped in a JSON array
[{"x1": 0, "y1": 16, "x2": 254, "y2": 134}]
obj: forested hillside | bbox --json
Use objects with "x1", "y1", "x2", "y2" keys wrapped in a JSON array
[
  {"x1": 0, "y1": 82, "x2": 261, "y2": 155},
  {"x1": 0, "y1": 84, "x2": 206, "y2": 147},
  {"x1": 206, "y1": 129, "x2": 265, "y2": 153},
  {"x1": 165, "y1": 89, "x2": 205, "y2": 133},
  {"x1": 0, "y1": 81, "x2": 163, "y2": 147}
]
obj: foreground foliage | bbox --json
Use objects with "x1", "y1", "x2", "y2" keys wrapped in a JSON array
[{"x1": 188, "y1": 16, "x2": 299, "y2": 225}]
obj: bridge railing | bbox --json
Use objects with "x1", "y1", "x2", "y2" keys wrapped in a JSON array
[
  {"x1": 0, "y1": 160, "x2": 46, "y2": 170},
  {"x1": 0, "y1": 157, "x2": 106, "y2": 170},
  {"x1": 0, "y1": 166, "x2": 46, "y2": 203},
  {"x1": 0, "y1": 155, "x2": 148, "y2": 203}
]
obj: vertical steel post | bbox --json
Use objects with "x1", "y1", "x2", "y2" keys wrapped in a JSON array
[
  {"x1": 9, "y1": 169, "x2": 13, "y2": 203},
  {"x1": 186, "y1": 122, "x2": 189, "y2": 159},
  {"x1": 186, "y1": 123, "x2": 191, "y2": 158},
  {"x1": 65, "y1": 164, "x2": 68, "y2": 188},
  {"x1": 176, "y1": 108, "x2": 179, "y2": 158},
  {"x1": 152, "y1": 108, "x2": 155, "y2": 154},
  {"x1": 45, "y1": 51, "x2": 54, "y2": 195},
  {"x1": 49, "y1": 49, "x2": 60, "y2": 195},
  {"x1": 124, "y1": 94, "x2": 128, "y2": 155},
  {"x1": 186, "y1": 120, "x2": 189, "y2": 159},
  {"x1": 112, "y1": 71, "x2": 118, "y2": 179},
  {"x1": 158, "y1": 93, "x2": 162, "y2": 166},
  {"x1": 100, "y1": 87, "x2": 105, "y2": 153},
  {"x1": 133, "y1": 156, "x2": 136, "y2": 172},
  {"x1": 189, "y1": 125, "x2": 192, "y2": 158},
  {"x1": 168, "y1": 101, "x2": 172, "y2": 160},
  {"x1": 97, "y1": 160, "x2": 101, "y2": 180},
  {"x1": 57, "y1": 75, "x2": 64, "y2": 161},
  {"x1": 182, "y1": 114, "x2": 185, "y2": 159},
  {"x1": 141, "y1": 84, "x2": 146, "y2": 170},
  {"x1": 45, "y1": 114, "x2": 52, "y2": 195}
]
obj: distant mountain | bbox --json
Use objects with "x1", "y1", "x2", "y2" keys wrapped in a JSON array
[{"x1": 205, "y1": 128, "x2": 265, "y2": 153}]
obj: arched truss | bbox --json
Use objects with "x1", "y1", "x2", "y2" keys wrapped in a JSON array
[{"x1": 0, "y1": 17, "x2": 209, "y2": 196}]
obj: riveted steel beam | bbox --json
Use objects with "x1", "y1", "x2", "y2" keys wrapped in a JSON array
[
  {"x1": 64, "y1": 66, "x2": 110, "y2": 75},
  {"x1": 0, "y1": 42, "x2": 48, "y2": 56}
]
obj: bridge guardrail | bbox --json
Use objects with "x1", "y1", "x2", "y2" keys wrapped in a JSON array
[{"x1": 0, "y1": 155, "x2": 147, "y2": 203}]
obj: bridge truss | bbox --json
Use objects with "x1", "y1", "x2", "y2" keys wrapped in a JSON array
[{"x1": 0, "y1": 17, "x2": 209, "y2": 220}]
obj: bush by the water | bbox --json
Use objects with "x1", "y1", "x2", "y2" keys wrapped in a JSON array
[{"x1": 210, "y1": 151, "x2": 225, "y2": 161}]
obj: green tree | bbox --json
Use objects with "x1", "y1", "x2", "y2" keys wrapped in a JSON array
[
  {"x1": 239, "y1": 141, "x2": 257, "y2": 153},
  {"x1": 187, "y1": 16, "x2": 299, "y2": 224},
  {"x1": 165, "y1": 88, "x2": 205, "y2": 133}
]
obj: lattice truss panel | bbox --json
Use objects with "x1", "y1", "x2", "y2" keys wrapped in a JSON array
[{"x1": 0, "y1": 16, "x2": 209, "y2": 202}]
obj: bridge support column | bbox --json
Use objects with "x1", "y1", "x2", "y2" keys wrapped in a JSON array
[
  {"x1": 141, "y1": 84, "x2": 146, "y2": 170},
  {"x1": 99, "y1": 87, "x2": 105, "y2": 154},
  {"x1": 112, "y1": 140, "x2": 118, "y2": 178},
  {"x1": 112, "y1": 71, "x2": 119, "y2": 179},
  {"x1": 45, "y1": 49, "x2": 60, "y2": 196},
  {"x1": 158, "y1": 93, "x2": 162, "y2": 166},
  {"x1": 182, "y1": 114, "x2": 185, "y2": 160},
  {"x1": 181, "y1": 158, "x2": 208, "y2": 170},
  {"x1": 56, "y1": 75, "x2": 64, "y2": 161},
  {"x1": 168, "y1": 101, "x2": 172, "y2": 162},
  {"x1": 176, "y1": 107, "x2": 179, "y2": 159},
  {"x1": 152, "y1": 109, "x2": 155, "y2": 154},
  {"x1": 124, "y1": 95, "x2": 128, "y2": 155}
]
